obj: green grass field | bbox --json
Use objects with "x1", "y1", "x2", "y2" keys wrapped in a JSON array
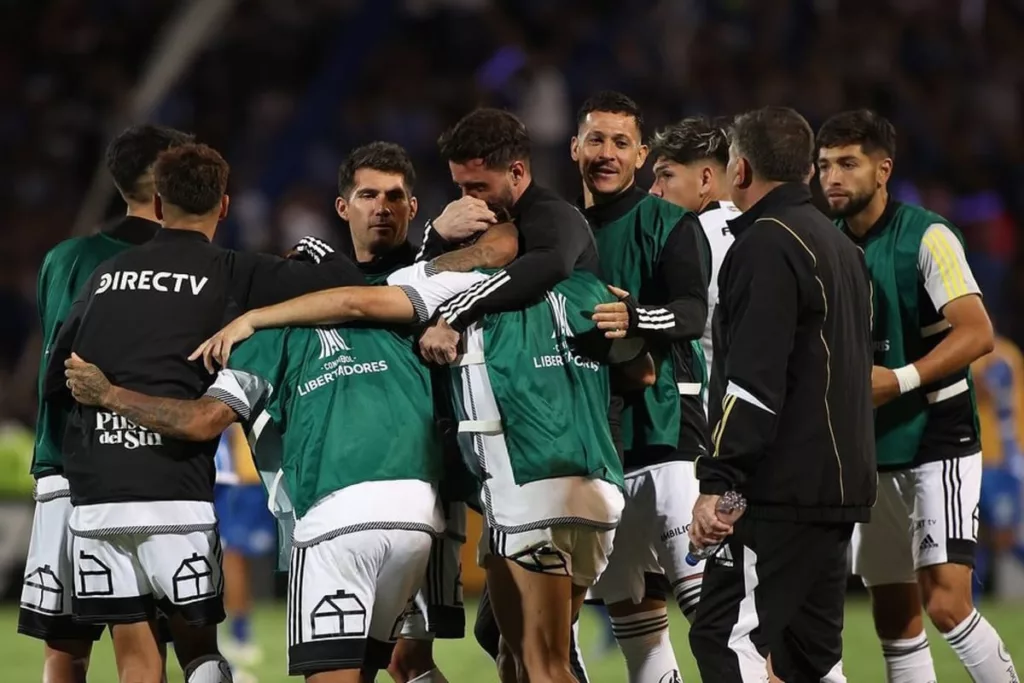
[{"x1": 5, "y1": 598, "x2": 1021, "y2": 681}]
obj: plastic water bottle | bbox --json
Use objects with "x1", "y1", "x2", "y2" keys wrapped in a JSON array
[{"x1": 685, "y1": 490, "x2": 747, "y2": 566}]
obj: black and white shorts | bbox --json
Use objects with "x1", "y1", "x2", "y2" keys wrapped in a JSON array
[
  {"x1": 853, "y1": 453, "x2": 981, "y2": 586},
  {"x1": 18, "y1": 476, "x2": 104, "y2": 642},
  {"x1": 71, "y1": 528, "x2": 224, "y2": 627},
  {"x1": 287, "y1": 528, "x2": 433, "y2": 676},
  {"x1": 400, "y1": 501, "x2": 467, "y2": 641},
  {"x1": 588, "y1": 461, "x2": 704, "y2": 619}
]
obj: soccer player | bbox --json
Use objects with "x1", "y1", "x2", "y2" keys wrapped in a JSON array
[
  {"x1": 333, "y1": 141, "x2": 469, "y2": 683},
  {"x1": 648, "y1": 116, "x2": 739, "y2": 394},
  {"x1": 415, "y1": 108, "x2": 614, "y2": 683},
  {"x1": 44, "y1": 143, "x2": 368, "y2": 683},
  {"x1": 18, "y1": 124, "x2": 192, "y2": 683},
  {"x1": 818, "y1": 109, "x2": 1018, "y2": 683},
  {"x1": 569, "y1": 91, "x2": 710, "y2": 683},
  {"x1": 415, "y1": 107, "x2": 601, "y2": 361},
  {"x1": 213, "y1": 424, "x2": 274, "y2": 682}
]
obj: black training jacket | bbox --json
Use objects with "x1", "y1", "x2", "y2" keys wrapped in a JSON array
[{"x1": 697, "y1": 183, "x2": 877, "y2": 523}]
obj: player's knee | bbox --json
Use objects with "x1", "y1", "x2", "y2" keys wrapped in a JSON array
[
  {"x1": 919, "y1": 564, "x2": 975, "y2": 632},
  {"x1": 183, "y1": 654, "x2": 233, "y2": 683},
  {"x1": 922, "y1": 584, "x2": 973, "y2": 633}
]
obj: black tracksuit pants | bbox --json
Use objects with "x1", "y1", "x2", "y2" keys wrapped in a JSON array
[{"x1": 689, "y1": 517, "x2": 852, "y2": 683}]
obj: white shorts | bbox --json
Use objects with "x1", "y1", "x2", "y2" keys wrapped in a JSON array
[
  {"x1": 478, "y1": 519, "x2": 615, "y2": 589},
  {"x1": 401, "y1": 502, "x2": 466, "y2": 641},
  {"x1": 853, "y1": 453, "x2": 982, "y2": 587},
  {"x1": 18, "y1": 476, "x2": 104, "y2": 641},
  {"x1": 71, "y1": 527, "x2": 224, "y2": 627},
  {"x1": 588, "y1": 461, "x2": 704, "y2": 619},
  {"x1": 287, "y1": 528, "x2": 432, "y2": 676}
]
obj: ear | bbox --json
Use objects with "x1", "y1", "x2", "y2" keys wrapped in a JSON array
[
  {"x1": 509, "y1": 160, "x2": 527, "y2": 184},
  {"x1": 409, "y1": 195, "x2": 419, "y2": 221},
  {"x1": 335, "y1": 196, "x2": 349, "y2": 221},
  {"x1": 154, "y1": 195, "x2": 164, "y2": 221},
  {"x1": 701, "y1": 165, "x2": 714, "y2": 194},
  {"x1": 635, "y1": 143, "x2": 649, "y2": 169},
  {"x1": 877, "y1": 157, "x2": 894, "y2": 186},
  {"x1": 219, "y1": 195, "x2": 230, "y2": 221},
  {"x1": 736, "y1": 158, "x2": 753, "y2": 190},
  {"x1": 570, "y1": 136, "x2": 580, "y2": 162}
]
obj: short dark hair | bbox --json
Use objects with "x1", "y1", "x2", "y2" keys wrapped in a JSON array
[
  {"x1": 730, "y1": 107, "x2": 814, "y2": 183},
  {"x1": 105, "y1": 125, "x2": 194, "y2": 203},
  {"x1": 816, "y1": 109, "x2": 897, "y2": 160},
  {"x1": 576, "y1": 90, "x2": 644, "y2": 134},
  {"x1": 337, "y1": 142, "x2": 416, "y2": 197},
  {"x1": 650, "y1": 115, "x2": 730, "y2": 167},
  {"x1": 438, "y1": 108, "x2": 531, "y2": 169},
  {"x1": 153, "y1": 143, "x2": 229, "y2": 216}
]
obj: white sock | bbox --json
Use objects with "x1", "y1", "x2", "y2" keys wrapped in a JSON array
[
  {"x1": 185, "y1": 655, "x2": 234, "y2": 683},
  {"x1": 673, "y1": 575, "x2": 702, "y2": 624},
  {"x1": 880, "y1": 632, "x2": 937, "y2": 683},
  {"x1": 408, "y1": 670, "x2": 449, "y2": 683},
  {"x1": 943, "y1": 609, "x2": 1019, "y2": 683},
  {"x1": 610, "y1": 608, "x2": 682, "y2": 683}
]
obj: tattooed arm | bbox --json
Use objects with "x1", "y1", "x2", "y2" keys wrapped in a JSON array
[
  {"x1": 65, "y1": 353, "x2": 237, "y2": 441},
  {"x1": 428, "y1": 222, "x2": 519, "y2": 273},
  {"x1": 104, "y1": 390, "x2": 236, "y2": 442}
]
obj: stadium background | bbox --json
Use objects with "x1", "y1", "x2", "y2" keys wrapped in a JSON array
[{"x1": 0, "y1": 0, "x2": 1023, "y2": 680}]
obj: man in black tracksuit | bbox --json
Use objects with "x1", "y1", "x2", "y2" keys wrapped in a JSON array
[{"x1": 687, "y1": 107, "x2": 876, "y2": 683}]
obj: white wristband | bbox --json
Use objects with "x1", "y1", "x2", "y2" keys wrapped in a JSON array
[{"x1": 893, "y1": 364, "x2": 921, "y2": 395}]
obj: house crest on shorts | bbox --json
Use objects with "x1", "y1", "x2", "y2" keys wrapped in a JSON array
[
  {"x1": 172, "y1": 553, "x2": 216, "y2": 602},
  {"x1": 22, "y1": 565, "x2": 64, "y2": 614},
  {"x1": 311, "y1": 590, "x2": 367, "y2": 639}
]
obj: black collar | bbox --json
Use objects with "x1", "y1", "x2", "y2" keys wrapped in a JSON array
[
  {"x1": 152, "y1": 227, "x2": 211, "y2": 243},
  {"x1": 510, "y1": 181, "x2": 542, "y2": 220},
  {"x1": 700, "y1": 200, "x2": 722, "y2": 214},
  {"x1": 840, "y1": 198, "x2": 901, "y2": 244},
  {"x1": 727, "y1": 183, "x2": 812, "y2": 237},
  {"x1": 357, "y1": 240, "x2": 417, "y2": 275},
  {"x1": 578, "y1": 184, "x2": 648, "y2": 225},
  {"x1": 102, "y1": 216, "x2": 160, "y2": 245}
]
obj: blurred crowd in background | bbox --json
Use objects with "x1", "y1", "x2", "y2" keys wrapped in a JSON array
[{"x1": 1, "y1": 0, "x2": 1024, "y2": 485}]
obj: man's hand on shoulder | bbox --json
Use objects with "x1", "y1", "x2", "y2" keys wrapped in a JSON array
[
  {"x1": 432, "y1": 196, "x2": 498, "y2": 242},
  {"x1": 65, "y1": 353, "x2": 112, "y2": 407}
]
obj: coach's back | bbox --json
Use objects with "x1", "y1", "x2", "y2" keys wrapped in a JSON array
[{"x1": 705, "y1": 182, "x2": 876, "y2": 521}]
